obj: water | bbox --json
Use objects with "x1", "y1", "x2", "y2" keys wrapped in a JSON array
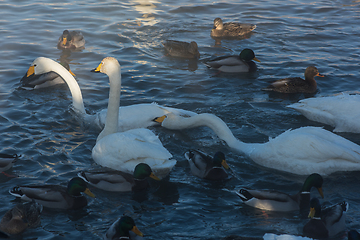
[{"x1": 1, "y1": 0, "x2": 360, "y2": 239}]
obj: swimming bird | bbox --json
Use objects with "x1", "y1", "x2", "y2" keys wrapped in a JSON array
[
  {"x1": 236, "y1": 173, "x2": 323, "y2": 212},
  {"x1": 0, "y1": 201, "x2": 42, "y2": 236},
  {"x1": 185, "y1": 150, "x2": 229, "y2": 180},
  {"x1": 21, "y1": 60, "x2": 75, "y2": 89},
  {"x1": 57, "y1": 30, "x2": 85, "y2": 50},
  {"x1": 287, "y1": 92, "x2": 360, "y2": 133},
  {"x1": 204, "y1": 49, "x2": 260, "y2": 73},
  {"x1": 262, "y1": 66, "x2": 324, "y2": 93},
  {"x1": 0, "y1": 153, "x2": 19, "y2": 173},
  {"x1": 154, "y1": 113, "x2": 360, "y2": 175},
  {"x1": 104, "y1": 215, "x2": 143, "y2": 240},
  {"x1": 303, "y1": 197, "x2": 348, "y2": 239},
  {"x1": 162, "y1": 40, "x2": 200, "y2": 59},
  {"x1": 210, "y1": 18, "x2": 256, "y2": 38},
  {"x1": 78, "y1": 163, "x2": 160, "y2": 192},
  {"x1": 9, "y1": 177, "x2": 95, "y2": 210},
  {"x1": 25, "y1": 57, "x2": 197, "y2": 132},
  {"x1": 91, "y1": 57, "x2": 176, "y2": 178}
]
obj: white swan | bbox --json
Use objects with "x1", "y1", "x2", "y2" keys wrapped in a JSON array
[
  {"x1": 91, "y1": 57, "x2": 176, "y2": 178},
  {"x1": 287, "y1": 92, "x2": 360, "y2": 133},
  {"x1": 25, "y1": 57, "x2": 197, "y2": 132},
  {"x1": 154, "y1": 113, "x2": 360, "y2": 175}
]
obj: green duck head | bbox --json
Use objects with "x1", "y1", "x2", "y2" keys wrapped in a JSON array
[
  {"x1": 213, "y1": 151, "x2": 230, "y2": 169},
  {"x1": 301, "y1": 173, "x2": 324, "y2": 198},
  {"x1": 133, "y1": 163, "x2": 160, "y2": 181},
  {"x1": 308, "y1": 197, "x2": 322, "y2": 218},
  {"x1": 239, "y1": 49, "x2": 261, "y2": 62},
  {"x1": 67, "y1": 177, "x2": 95, "y2": 198},
  {"x1": 116, "y1": 216, "x2": 143, "y2": 238}
]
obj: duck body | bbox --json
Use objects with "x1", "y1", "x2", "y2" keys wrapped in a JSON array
[
  {"x1": 57, "y1": 30, "x2": 85, "y2": 50},
  {"x1": 78, "y1": 163, "x2": 160, "y2": 192},
  {"x1": 162, "y1": 40, "x2": 200, "y2": 59},
  {"x1": 104, "y1": 216, "x2": 143, "y2": 240},
  {"x1": 0, "y1": 201, "x2": 42, "y2": 236},
  {"x1": 0, "y1": 153, "x2": 19, "y2": 172},
  {"x1": 154, "y1": 113, "x2": 360, "y2": 175},
  {"x1": 9, "y1": 177, "x2": 95, "y2": 210},
  {"x1": 262, "y1": 66, "x2": 324, "y2": 93},
  {"x1": 303, "y1": 197, "x2": 348, "y2": 239},
  {"x1": 204, "y1": 49, "x2": 260, "y2": 73},
  {"x1": 210, "y1": 18, "x2": 256, "y2": 38},
  {"x1": 236, "y1": 173, "x2": 323, "y2": 212},
  {"x1": 91, "y1": 57, "x2": 176, "y2": 179},
  {"x1": 287, "y1": 92, "x2": 360, "y2": 133},
  {"x1": 185, "y1": 150, "x2": 229, "y2": 180}
]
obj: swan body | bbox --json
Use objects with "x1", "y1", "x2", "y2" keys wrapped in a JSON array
[
  {"x1": 204, "y1": 49, "x2": 260, "y2": 73},
  {"x1": 287, "y1": 92, "x2": 360, "y2": 133},
  {"x1": 9, "y1": 177, "x2": 95, "y2": 210},
  {"x1": 57, "y1": 30, "x2": 85, "y2": 50},
  {"x1": 104, "y1": 216, "x2": 143, "y2": 240},
  {"x1": 210, "y1": 18, "x2": 256, "y2": 38},
  {"x1": 236, "y1": 173, "x2": 323, "y2": 212},
  {"x1": 162, "y1": 40, "x2": 200, "y2": 59},
  {"x1": 303, "y1": 198, "x2": 348, "y2": 239},
  {"x1": 155, "y1": 113, "x2": 360, "y2": 175},
  {"x1": 91, "y1": 57, "x2": 176, "y2": 178},
  {"x1": 27, "y1": 57, "x2": 197, "y2": 131},
  {"x1": 262, "y1": 66, "x2": 324, "y2": 93}
]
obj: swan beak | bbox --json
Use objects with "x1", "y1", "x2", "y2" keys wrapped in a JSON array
[
  {"x1": 26, "y1": 66, "x2": 35, "y2": 77},
  {"x1": 153, "y1": 115, "x2": 166, "y2": 123},
  {"x1": 131, "y1": 226, "x2": 143, "y2": 237},
  {"x1": 91, "y1": 62, "x2": 103, "y2": 73},
  {"x1": 62, "y1": 37, "x2": 67, "y2": 46},
  {"x1": 253, "y1": 57, "x2": 261, "y2": 62},
  {"x1": 222, "y1": 160, "x2": 230, "y2": 169},
  {"x1": 84, "y1": 188, "x2": 95, "y2": 198},
  {"x1": 308, "y1": 207, "x2": 315, "y2": 218},
  {"x1": 69, "y1": 69, "x2": 76, "y2": 76},
  {"x1": 150, "y1": 172, "x2": 160, "y2": 181},
  {"x1": 317, "y1": 187, "x2": 324, "y2": 198},
  {"x1": 316, "y1": 72, "x2": 325, "y2": 77}
]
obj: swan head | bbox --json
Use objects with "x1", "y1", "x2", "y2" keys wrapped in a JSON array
[{"x1": 91, "y1": 57, "x2": 120, "y2": 79}]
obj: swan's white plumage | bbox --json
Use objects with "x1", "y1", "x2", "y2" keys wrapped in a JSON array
[
  {"x1": 91, "y1": 57, "x2": 176, "y2": 178},
  {"x1": 158, "y1": 113, "x2": 360, "y2": 175},
  {"x1": 287, "y1": 92, "x2": 360, "y2": 133},
  {"x1": 28, "y1": 57, "x2": 196, "y2": 132}
]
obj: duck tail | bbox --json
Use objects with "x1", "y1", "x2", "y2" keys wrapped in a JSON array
[
  {"x1": 9, "y1": 186, "x2": 23, "y2": 198},
  {"x1": 77, "y1": 171, "x2": 89, "y2": 183},
  {"x1": 340, "y1": 201, "x2": 349, "y2": 212},
  {"x1": 236, "y1": 189, "x2": 253, "y2": 202}
]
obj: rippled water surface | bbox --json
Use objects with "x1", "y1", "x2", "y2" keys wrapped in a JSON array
[{"x1": 1, "y1": 0, "x2": 360, "y2": 239}]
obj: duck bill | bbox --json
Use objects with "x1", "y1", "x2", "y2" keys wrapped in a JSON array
[
  {"x1": 84, "y1": 188, "x2": 95, "y2": 198},
  {"x1": 150, "y1": 172, "x2": 160, "y2": 181},
  {"x1": 62, "y1": 37, "x2": 68, "y2": 46},
  {"x1": 308, "y1": 207, "x2": 315, "y2": 218},
  {"x1": 26, "y1": 66, "x2": 35, "y2": 77},
  {"x1": 316, "y1": 72, "x2": 325, "y2": 77},
  {"x1": 253, "y1": 57, "x2": 261, "y2": 62},
  {"x1": 222, "y1": 160, "x2": 230, "y2": 169},
  {"x1": 317, "y1": 187, "x2": 324, "y2": 198},
  {"x1": 91, "y1": 62, "x2": 103, "y2": 73},
  {"x1": 69, "y1": 69, "x2": 76, "y2": 76},
  {"x1": 131, "y1": 226, "x2": 144, "y2": 237},
  {"x1": 153, "y1": 115, "x2": 166, "y2": 123}
]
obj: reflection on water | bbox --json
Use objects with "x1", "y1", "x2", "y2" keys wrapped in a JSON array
[{"x1": 132, "y1": 0, "x2": 160, "y2": 26}]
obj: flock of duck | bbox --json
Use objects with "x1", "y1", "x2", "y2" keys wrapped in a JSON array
[{"x1": 1, "y1": 17, "x2": 360, "y2": 239}]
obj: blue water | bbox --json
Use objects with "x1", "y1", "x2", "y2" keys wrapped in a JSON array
[{"x1": 1, "y1": 0, "x2": 360, "y2": 239}]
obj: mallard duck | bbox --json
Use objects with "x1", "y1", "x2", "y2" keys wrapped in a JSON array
[
  {"x1": 21, "y1": 60, "x2": 75, "y2": 89},
  {"x1": 91, "y1": 57, "x2": 176, "y2": 178},
  {"x1": 348, "y1": 230, "x2": 360, "y2": 240},
  {"x1": 25, "y1": 57, "x2": 197, "y2": 131},
  {"x1": 104, "y1": 215, "x2": 143, "y2": 240},
  {"x1": 262, "y1": 66, "x2": 324, "y2": 93},
  {"x1": 210, "y1": 18, "x2": 256, "y2": 38},
  {"x1": 236, "y1": 173, "x2": 323, "y2": 212},
  {"x1": 57, "y1": 30, "x2": 85, "y2": 50},
  {"x1": 0, "y1": 201, "x2": 42, "y2": 236},
  {"x1": 287, "y1": 92, "x2": 360, "y2": 133},
  {"x1": 154, "y1": 113, "x2": 360, "y2": 175},
  {"x1": 185, "y1": 150, "x2": 229, "y2": 180},
  {"x1": 0, "y1": 153, "x2": 19, "y2": 172},
  {"x1": 162, "y1": 40, "x2": 200, "y2": 59},
  {"x1": 204, "y1": 49, "x2": 260, "y2": 73},
  {"x1": 78, "y1": 163, "x2": 160, "y2": 192},
  {"x1": 303, "y1": 197, "x2": 348, "y2": 239},
  {"x1": 9, "y1": 177, "x2": 95, "y2": 210}
]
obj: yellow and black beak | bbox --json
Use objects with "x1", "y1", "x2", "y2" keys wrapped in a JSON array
[
  {"x1": 26, "y1": 65, "x2": 35, "y2": 77},
  {"x1": 62, "y1": 37, "x2": 68, "y2": 46},
  {"x1": 91, "y1": 62, "x2": 103, "y2": 73},
  {"x1": 153, "y1": 115, "x2": 166, "y2": 123},
  {"x1": 84, "y1": 188, "x2": 96, "y2": 198}
]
